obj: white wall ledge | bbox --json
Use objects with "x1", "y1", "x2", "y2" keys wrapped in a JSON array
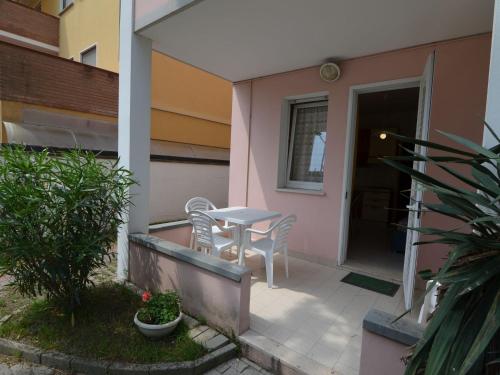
[
  {"x1": 129, "y1": 233, "x2": 250, "y2": 282},
  {"x1": 149, "y1": 220, "x2": 191, "y2": 233},
  {"x1": 275, "y1": 188, "x2": 326, "y2": 196}
]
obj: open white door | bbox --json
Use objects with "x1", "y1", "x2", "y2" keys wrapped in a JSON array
[{"x1": 403, "y1": 52, "x2": 435, "y2": 310}]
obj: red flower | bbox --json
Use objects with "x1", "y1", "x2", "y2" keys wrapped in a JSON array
[{"x1": 142, "y1": 291, "x2": 152, "y2": 302}]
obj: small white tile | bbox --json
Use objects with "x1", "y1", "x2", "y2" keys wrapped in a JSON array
[
  {"x1": 336, "y1": 343, "x2": 361, "y2": 371},
  {"x1": 249, "y1": 313, "x2": 272, "y2": 334},
  {"x1": 274, "y1": 345, "x2": 332, "y2": 375},
  {"x1": 346, "y1": 331, "x2": 362, "y2": 350},
  {"x1": 283, "y1": 330, "x2": 319, "y2": 355},
  {"x1": 319, "y1": 325, "x2": 352, "y2": 351},
  {"x1": 265, "y1": 323, "x2": 295, "y2": 344},
  {"x1": 333, "y1": 362, "x2": 359, "y2": 375},
  {"x1": 295, "y1": 316, "x2": 335, "y2": 338},
  {"x1": 307, "y1": 337, "x2": 343, "y2": 368}
]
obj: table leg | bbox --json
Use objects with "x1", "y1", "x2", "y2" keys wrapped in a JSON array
[{"x1": 237, "y1": 225, "x2": 248, "y2": 266}]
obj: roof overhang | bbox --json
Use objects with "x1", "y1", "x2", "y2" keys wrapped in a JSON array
[{"x1": 136, "y1": 0, "x2": 494, "y2": 82}]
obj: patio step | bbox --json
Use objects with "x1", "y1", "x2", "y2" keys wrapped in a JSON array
[{"x1": 239, "y1": 330, "x2": 332, "y2": 375}]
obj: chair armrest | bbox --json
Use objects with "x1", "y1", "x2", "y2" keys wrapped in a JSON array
[
  {"x1": 220, "y1": 224, "x2": 237, "y2": 233},
  {"x1": 243, "y1": 226, "x2": 273, "y2": 246},
  {"x1": 244, "y1": 227, "x2": 273, "y2": 236}
]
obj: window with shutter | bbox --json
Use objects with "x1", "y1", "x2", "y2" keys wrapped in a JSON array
[
  {"x1": 60, "y1": 0, "x2": 73, "y2": 12},
  {"x1": 81, "y1": 46, "x2": 97, "y2": 67},
  {"x1": 278, "y1": 97, "x2": 328, "y2": 191}
]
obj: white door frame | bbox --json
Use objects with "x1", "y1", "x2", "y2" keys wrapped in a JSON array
[
  {"x1": 403, "y1": 52, "x2": 435, "y2": 309},
  {"x1": 337, "y1": 77, "x2": 421, "y2": 267}
]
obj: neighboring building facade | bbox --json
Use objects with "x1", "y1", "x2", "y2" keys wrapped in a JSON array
[
  {"x1": 0, "y1": 0, "x2": 232, "y2": 223},
  {"x1": 39, "y1": 0, "x2": 232, "y2": 150}
]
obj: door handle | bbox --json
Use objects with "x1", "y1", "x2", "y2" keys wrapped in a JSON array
[{"x1": 407, "y1": 202, "x2": 424, "y2": 218}]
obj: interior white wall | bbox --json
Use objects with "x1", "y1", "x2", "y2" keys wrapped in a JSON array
[{"x1": 149, "y1": 162, "x2": 229, "y2": 223}]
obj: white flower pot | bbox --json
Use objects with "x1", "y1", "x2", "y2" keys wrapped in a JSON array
[{"x1": 134, "y1": 311, "x2": 183, "y2": 338}]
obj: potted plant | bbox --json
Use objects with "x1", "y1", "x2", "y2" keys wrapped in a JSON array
[{"x1": 134, "y1": 290, "x2": 183, "y2": 338}]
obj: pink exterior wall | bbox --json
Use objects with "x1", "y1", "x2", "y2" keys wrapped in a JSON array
[
  {"x1": 152, "y1": 225, "x2": 192, "y2": 247},
  {"x1": 129, "y1": 239, "x2": 251, "y2": 335},
  {"x1": 359, "y1": 330, "x2": 407, "y2": 375},
  {"x1": 229, "y1": 35, "x2": 491, "y2": 275}
]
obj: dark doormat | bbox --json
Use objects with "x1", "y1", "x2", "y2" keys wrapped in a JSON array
[{"x1": 341, "y1": 272, "x2": 400, "y2": 297}]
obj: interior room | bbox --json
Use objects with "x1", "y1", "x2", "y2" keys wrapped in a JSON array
[{"x1": 345, "y1": 87, "x2": 420, "y2": 281}]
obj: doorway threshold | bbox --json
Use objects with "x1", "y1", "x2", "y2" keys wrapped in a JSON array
[{"x1": 340, "y1": 261, "x2": 403, "y2": 284}]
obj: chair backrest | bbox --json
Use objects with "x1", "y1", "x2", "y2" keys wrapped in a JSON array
[
  {"x1": 272, "y1": 215, "x2": 297, "y2": 251},
  {"x1": 187, "y1": 210, "x2": 217, "y2": 248},
  {"x1": 184, "y1": 197, "x2": 217, "y2": 214}
]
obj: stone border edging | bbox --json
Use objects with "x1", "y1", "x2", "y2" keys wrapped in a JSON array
[
  {"x1": 0, "y1": 337, "x2": 237, "y2": 375},
  {"x1": 363, "y1": 309, "x2": 424, "y2": 346}
]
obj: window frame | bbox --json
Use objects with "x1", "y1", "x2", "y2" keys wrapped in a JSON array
[
  {"x1": 80, "y1": 44, "x2": 98, "y2": 67},
  {"x1": 277, "y1": 93, "x2": 329, "y2": 192},
  {"x1": 59, "y1": 0, "x2": 73, "y2": 12}
]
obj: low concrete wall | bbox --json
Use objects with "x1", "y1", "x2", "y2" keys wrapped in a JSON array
[
  {"x1": 360, "y1": 309, "x2": 424, "y2": 375},
  {"x1": 129, "y1": 233, "x2": 251, "y2": 336}
]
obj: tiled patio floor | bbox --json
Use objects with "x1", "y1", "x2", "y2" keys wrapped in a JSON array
[{"x1": 238, "y1": 253, "x2": 420, "y2": 375}]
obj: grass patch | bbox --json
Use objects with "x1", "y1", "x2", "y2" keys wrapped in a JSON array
[{"x1": 0, "y1": 283, "x2": 206, "y2": 363}]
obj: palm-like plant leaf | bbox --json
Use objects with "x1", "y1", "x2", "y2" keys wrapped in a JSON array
[{"x1": 382, "y1": 127, "x2": 500, "y2": 375}]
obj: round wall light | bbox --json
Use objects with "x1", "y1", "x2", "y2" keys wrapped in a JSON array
[
  {"x1": 379, "y1": 132, "x2": 387, "y2": 140},
  {"x1": 319, "y1": 62, "x2": 341, "y2": 83}
]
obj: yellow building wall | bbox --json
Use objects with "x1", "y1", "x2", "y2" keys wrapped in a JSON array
[
  {"x1": 42, "y1": 0, "x2": 119, "y2": 72},
  {"x1": 151, "y1": 52, "x2": 232, "y2": 148},
  {"x1": 40, "y1": 0, "x2": 59, "y2": 16},
  {"x1": 40, "y1": 0, "x2": 232, "y2": 149}
]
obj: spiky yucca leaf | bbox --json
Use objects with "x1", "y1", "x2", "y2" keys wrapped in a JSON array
[{"x1": 383, "y1": 125, "x2": 499, "y2": 375}]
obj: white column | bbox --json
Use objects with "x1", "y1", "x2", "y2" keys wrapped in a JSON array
[
  {"x1": 484, "y1": 0, "x2": 500, "y2": 148},
  {"x1": 117, "y1": 0, "x2": 152, "y2": 281}
]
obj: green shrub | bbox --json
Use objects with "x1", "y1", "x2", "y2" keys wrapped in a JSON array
[
  {"x1": 137, "y1": 291, "x2": 181, "y2": 325},
  {"x1": 0, "y1": 146, "x2": 134, "y2": 312}
]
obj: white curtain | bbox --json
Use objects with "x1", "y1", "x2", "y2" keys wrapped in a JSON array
[{"x1": 289, "y1": 104, "x2": 327, "y2": 183}]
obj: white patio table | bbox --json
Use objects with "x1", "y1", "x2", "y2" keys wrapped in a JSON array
[{"x1": 205, "y1": 207, "x2": 281, "y2": 266}]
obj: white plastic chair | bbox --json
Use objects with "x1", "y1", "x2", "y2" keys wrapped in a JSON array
[
  {"x1": 243, "y1": 215, "x2": 297, "y2": 288},
  {"x1": 185, "y1": 197, "x2": 228, "y2": 249},
  {"x1": 187, "y1": 210, "x2": 236, "y2": 257},
  {"x1": 418, "y1": 280, "x2": 441, "y2": 324}
]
